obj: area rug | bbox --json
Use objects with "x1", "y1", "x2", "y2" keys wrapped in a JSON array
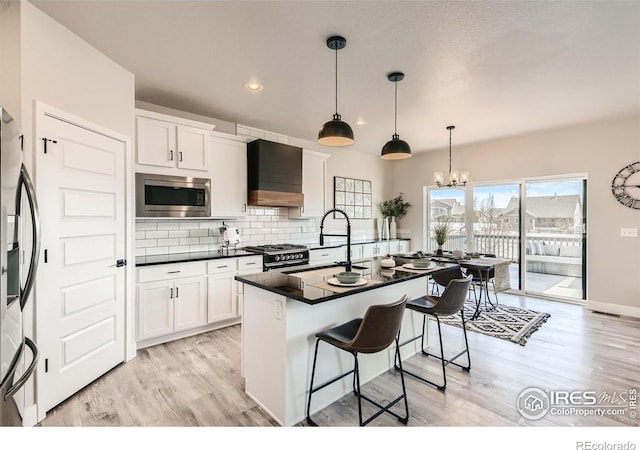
[{"x1": 439, "y1": 301, "x2": 551, "y2": 346}]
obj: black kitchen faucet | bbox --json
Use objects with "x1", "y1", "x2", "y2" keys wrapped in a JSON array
[{"x1": 319, "y1": 208, "x2": 352, "y2": 272}]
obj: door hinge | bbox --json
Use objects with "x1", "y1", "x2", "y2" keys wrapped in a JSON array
[
  {"x1": 42, "y1": 137, "x2": 57, "y2": 154},
  {"x1": 45, "y1": 358, "x2": 49, "y2": 373},
  {"x1": 116, "y1": 259, "x2": 127, "y2": 268},
  {"x1": 44, "y1": 249, "x2": 48, "y2": 263}
]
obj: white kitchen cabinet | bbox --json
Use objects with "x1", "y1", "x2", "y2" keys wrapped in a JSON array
[
  {"x1": 136, "y1": 110, "x2": 212, "y2": 172},
  {"x1": 137, "y1": 262, "x2": 207, "y2": 342},
  {"x1": 289, "y1": 149, "x2": 330, "y2": 219},
  {"x1": 137, "y1": 280, "x2": 174, "y2": 341},
  {"x1": 208, "y1": 260, "x2": 238, "y2": 323},
  {"x1": 137, "y1": 274, "x2": 207, "y2": 341},
  {"x1": 309, "y1": 247, "x2": 342, "y2": 266},
  {"x1": 391, "y1": 240, "x2": 410, "y2": 254},
  {"x1": 210, "y1": 134, "x2": 248, "y2": 217},
  {"x1": 207, "y1": 255, "x2": 263, "y2": 322},
  {"x1": 174, "y1": 276, "x2": 208, "y2": 332},
  {"x1": 373, "y1": 241, "x2": 390, "y2": 256},
  {"x1": 345, "y1": 244, "x2": 364, "y2": 261}
]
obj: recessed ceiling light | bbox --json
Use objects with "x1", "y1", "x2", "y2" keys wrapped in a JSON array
[
  {"x1": 245, "y1": 82, "x2": 263, "y2": 92},
  {"x1": 355, "y1": 119, "x2": 368, "y2": 126}
]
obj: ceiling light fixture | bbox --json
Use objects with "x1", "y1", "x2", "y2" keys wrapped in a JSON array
[
  {"x1": 244, "y1": 82, "x2": 263, "y2": 92},
  {"x1": 434, "y1": 125, "x2": 469, "y2": 187},
  {"x1": 381, "y1": 72, "x2": 411, "y2": 160},
  {"x1": 318, "y1": 35, "x2": 354, "y2": 147}
]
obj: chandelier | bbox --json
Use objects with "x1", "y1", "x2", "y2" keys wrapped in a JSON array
[{"x1": 434, "y1": 125, "x2": 468, "y2": 188}]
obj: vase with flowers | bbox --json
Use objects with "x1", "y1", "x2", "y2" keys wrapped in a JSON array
[{"x1": 378, "y1": 193, "x2": 411, "y2": 240}]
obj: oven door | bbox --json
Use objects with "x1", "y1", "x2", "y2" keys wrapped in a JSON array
[{"x1": 136, "y1": 173, "x2": 211, "y2": 217}]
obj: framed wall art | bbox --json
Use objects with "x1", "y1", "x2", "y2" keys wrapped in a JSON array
[{"x1": 333, "y1": 176, "x2": 372, "y2": 219}]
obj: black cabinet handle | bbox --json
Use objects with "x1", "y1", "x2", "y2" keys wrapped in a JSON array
[{"x1": 169, "y1": 150, "x2": 174, "y2": 161}]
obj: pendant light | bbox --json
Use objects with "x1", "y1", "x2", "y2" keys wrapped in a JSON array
[
  {"x1": 434, "y1": 125, "x2": 469, "y2": 187},
  {"x1": 381, "y1": 72, "x2": 411, "y2": 160},
  {"x1": 318, "y1": 36, "x2": 354, "y2": 147}
]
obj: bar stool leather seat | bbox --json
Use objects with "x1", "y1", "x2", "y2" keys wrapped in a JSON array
[
  {"x1": 396, "y1": 275, "x2": 472, "y2": 392},
  {"x1": 306, "y1": 295, "x2": 409, "y2": 426}
]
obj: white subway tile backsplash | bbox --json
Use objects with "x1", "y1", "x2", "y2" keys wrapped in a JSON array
[
  {"x1": 157, "y1": 238, "x2": 180, "y2": 247},
  {"x1": 168, "y1": 230, "x2": 190, "y2": 238},
  {"x1": 145, "y1": 246, "x2": 169, "y2": 256},
  {"x1": 146, "y1": 230, "x2": 169, "y2": 239},
  {"x1": 137, "y1": 239, "x2": 157, "y2": 248},
  {"x1": 157, "y1": 222, "x2": 180, "y2": 231},
  {"x1": 136, "y1": 214, "x2": 352, "y2": 257},
  {"x1": 137, "y1": 222, "x2": 158, "y2": 231}
]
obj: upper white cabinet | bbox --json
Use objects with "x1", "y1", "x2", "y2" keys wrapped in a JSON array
[
  {"x1": 289, "y1": 150, "x2": 330, "y2": 219},
  {"x1": 136, "y1": 109, "x2": 213, "y2": 172},
  {"x1": 210, "y1": 134, "x2": 248, "y2": 217}
]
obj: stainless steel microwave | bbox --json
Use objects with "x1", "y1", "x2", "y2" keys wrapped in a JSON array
[{"x1": 135, "y1": 173, "x2": 211, "y2": 217}]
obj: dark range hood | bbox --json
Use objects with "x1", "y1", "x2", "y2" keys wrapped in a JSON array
[{"x1": 247, "y1": 139, "x2": 303, "y2": 207}]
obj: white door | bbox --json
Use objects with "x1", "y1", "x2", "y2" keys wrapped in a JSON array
[
  {"x1": 136, "y1": 116, "x2": 175, "y2": 168},
  {"x1": 137, "y1": 280, "x2": 174, "y2": 341},
  {"x1": 36, "y1": 113, "x2": 126, "y2": 413},
  {"x1": 176, "y1": 125, "x2": 208, "y2": 171},
  {"x1": 174, "y1": 276, "x2": 207, "y2": 331},
  {"x1": 211, "y1": 136, "x2": 247, "y2": 216},
  {"x1": 208, "y1": 273, "x2": 237, "y2": 323}
]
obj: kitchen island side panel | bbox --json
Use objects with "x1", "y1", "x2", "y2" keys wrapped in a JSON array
[{"x1": 242, "y1": 285, "x2": 287, "y2": 425}]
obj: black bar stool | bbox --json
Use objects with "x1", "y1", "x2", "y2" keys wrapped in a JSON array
[
  {"x1": 306, "y1": 295, "x2": 409, "y2": 426},
  {"x1": 395, "y1": 275, "x2": 472, "y2": 391}
]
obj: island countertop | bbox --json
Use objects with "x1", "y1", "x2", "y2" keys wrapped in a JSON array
[{"x1": 235, "y1": 256, "x2": 455, "y2": 305}]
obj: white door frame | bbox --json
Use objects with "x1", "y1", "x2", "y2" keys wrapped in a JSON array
[{"x1": 33, "y1": 101, "x2": 136, "y2": 423}]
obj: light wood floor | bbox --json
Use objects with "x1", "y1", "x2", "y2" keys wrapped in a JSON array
[{"x1": 40, "y1": 294, "x2": 639, "y2": 427}]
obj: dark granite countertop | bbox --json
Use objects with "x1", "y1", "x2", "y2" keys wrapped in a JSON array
[
  {"x1": 235, "y1": 256, "x2": 455, "y2": 305},
  {"x1": 136, "y1": 249, "x2": 259, "y2": 267}
]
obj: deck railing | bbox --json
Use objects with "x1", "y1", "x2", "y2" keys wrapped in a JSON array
[{"x1": 427, "y1": 233, "x2": 582, "y2": 262}]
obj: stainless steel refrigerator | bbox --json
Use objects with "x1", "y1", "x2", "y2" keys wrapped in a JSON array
[{"x1": 0, "y1": 107, "x2": 40, "y2": 426}]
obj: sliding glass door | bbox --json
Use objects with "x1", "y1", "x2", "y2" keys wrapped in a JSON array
[
  {"x1": 425, "y1": 176, "x2": 587, "y2": 302},
  {"x1": 524, "y1": 179, "x2": 586, "y2": 300},
  {"x1": 472, "y1": 184, "x2": 521, "y2": 290}
]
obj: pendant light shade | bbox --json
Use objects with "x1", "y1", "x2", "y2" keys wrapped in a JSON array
[
  {"x1": 381, "y1": 72, "x2": 411, "y2": 160},
  {"x1": 318, "y1": 36, "x2": 354, "y2": 147}
]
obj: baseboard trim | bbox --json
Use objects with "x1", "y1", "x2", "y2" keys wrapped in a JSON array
[{"x1": 586, "y1": 301, "x2": 640, "y2": 319}]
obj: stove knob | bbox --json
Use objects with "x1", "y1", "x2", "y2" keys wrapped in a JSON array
[{"x1": 275, "y1": 255, "x2": 281, "y2": 262}]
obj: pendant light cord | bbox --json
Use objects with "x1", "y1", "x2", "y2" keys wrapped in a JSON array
[
  {"x1": 334, "y1": 48, "x2": 338, "y2": 115},
  {"x1": 449, "y1": 127, "x2": 452, "y2": 175},
  {"x1": 394, "y1": 81, "x2": 398, "y2": 135}
]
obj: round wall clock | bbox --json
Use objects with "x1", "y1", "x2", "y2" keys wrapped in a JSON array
[{"x1": 611, "y1": 161, "x2": 640, "y2": 210}]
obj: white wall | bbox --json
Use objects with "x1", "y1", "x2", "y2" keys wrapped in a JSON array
[
  {"x1": 386, "y1": 114, "x2": 640, "y2": 315},
  {"x1": 0, "y1": 1, "x2": 21, "y2": 122},
  {"x1": 13, "y1": 1, "x2": 135, "y2": 425}
]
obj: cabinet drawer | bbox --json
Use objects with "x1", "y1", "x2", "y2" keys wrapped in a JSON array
[
  {"x1": 208, "y1": 259, "x2": 238, "y2": 274},
  {"x1": 138, "y1": 262, "x2": 207, "y2": 283},
  {"x1": 238, "y1": 256, "x2": 262, "y2": 271}
]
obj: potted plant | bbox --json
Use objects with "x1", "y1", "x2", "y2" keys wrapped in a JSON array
[
  {"x1": 378, "y1": 193, "x2": 411, "y2": 239},
  {"x1": 431, "y1": 220, "x2": 451, "y2": 255}
]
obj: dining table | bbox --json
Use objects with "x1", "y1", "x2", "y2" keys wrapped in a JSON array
[{"x1": 399, "y1": 252, "x2": 512, "y2": 320}]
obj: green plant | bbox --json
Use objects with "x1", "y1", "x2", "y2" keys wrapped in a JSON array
[
  {"x1": 378, "y1": 193, "x2": 411, "y2": 219},
  {"x1": 432, "y1": 221, "x2": 451, "y2": 246}
]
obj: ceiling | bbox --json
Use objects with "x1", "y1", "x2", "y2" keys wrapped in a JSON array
[{"x1": 31, "y1": 0, "x2": 640, "y2": 155}]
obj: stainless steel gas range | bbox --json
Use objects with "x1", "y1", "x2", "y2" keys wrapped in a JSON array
[{"x1": 244, "y1": 244, "x2": 309, "y2": 271}]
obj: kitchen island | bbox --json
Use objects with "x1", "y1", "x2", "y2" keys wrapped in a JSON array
[{"x1": 235, "y1": 257, "x2": 455, "y2": 426}]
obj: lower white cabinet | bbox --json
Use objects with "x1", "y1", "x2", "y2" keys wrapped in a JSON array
[
  {"x1": 208, "y1": 264, "x2": 238, "y2": 323},
  {"x1": 137, "y1": 256, "x2": 263, "y2": 345},
  {"x1": 137, "y1": 274, "x2": 207, "y2": 341},
  {"x1": 309, "y1": 247, "x2": 342, "y2": 265}
]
